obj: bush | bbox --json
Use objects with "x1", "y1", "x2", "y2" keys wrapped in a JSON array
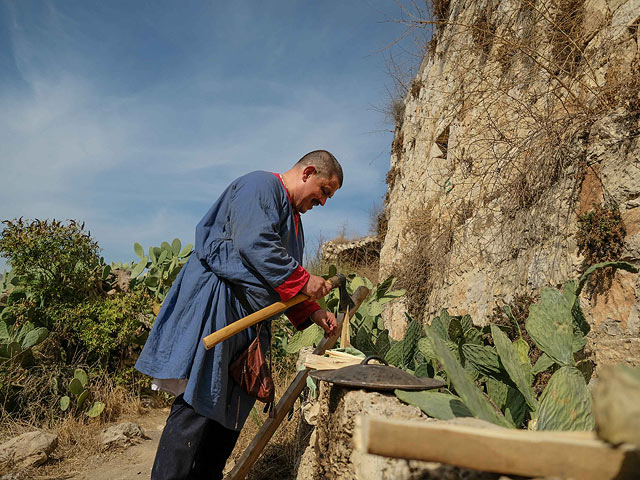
[
  {"x1": 576, "y1": 204, "x2": 626, "y2": 266},
  {"x1": 0, "y1": 219, "x2": 102, "y2": 305},
  {"x1": 46, "y1": 292, "x2": 153, "y2": 370}
]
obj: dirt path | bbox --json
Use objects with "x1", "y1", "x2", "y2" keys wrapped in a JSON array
[{"x1": 72, "y1": 408, "x2": 168, "y2": 480}]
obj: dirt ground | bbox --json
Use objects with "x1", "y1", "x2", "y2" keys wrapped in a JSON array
[
  {"x1": 11, "y1": 404, "x2": 297, "y2": 480},
  {"x1": 51, "y1": 407, "x2": 168, "y2": 480}
]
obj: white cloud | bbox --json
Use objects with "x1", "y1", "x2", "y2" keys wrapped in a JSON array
[{"x1": 0, "y1": 1, "x2": 394, "y2": 271}]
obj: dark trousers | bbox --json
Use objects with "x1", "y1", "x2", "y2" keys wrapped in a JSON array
[{"x1": 151, "y1": 395, "x2": 241, "y2": 480}]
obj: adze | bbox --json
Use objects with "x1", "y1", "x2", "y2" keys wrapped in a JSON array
[{"x1": 202, "y1": 273, "x2": 355, "y2": 350}]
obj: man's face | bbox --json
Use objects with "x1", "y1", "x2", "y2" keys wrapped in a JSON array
[{"x1": 296, "y1": 170, "x2": 340, "y2": 214}]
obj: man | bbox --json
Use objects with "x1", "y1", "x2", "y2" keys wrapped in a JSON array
[{"x1": 135, "y1": 150, "x2": 343, "y2": 480}]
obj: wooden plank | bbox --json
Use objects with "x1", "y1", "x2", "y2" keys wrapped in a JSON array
[
  {"x1": 224, "y1": 286, "x2": 370, "y2": 480},
  {"x1": 340, "y1": 305, "x2": 351, "y2": 347},
  {"x1": 355, "y1": 416, "x2": 640, "y2": 480}
]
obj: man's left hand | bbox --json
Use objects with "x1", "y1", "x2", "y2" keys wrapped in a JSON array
[{"x1": 310, "y1": 309, "x2": 338, "y2": 338}]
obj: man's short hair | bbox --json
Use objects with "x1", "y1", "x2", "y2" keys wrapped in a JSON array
[{"x1": 296, "y1": 150, "x2": 343, "y2": 187}]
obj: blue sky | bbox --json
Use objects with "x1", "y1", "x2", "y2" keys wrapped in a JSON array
[{"x1": 0, "y1": 1, "x2": 425, "y2": 268}]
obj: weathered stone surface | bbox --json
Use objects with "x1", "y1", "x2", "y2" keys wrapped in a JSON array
[
  {"x1": 101, "y1": 422, "x2": 147, "y2": 449},
  {"x1": 322, "y1": 236, "x2": 380, "y2": 267},
  {"x1": 0, "y1": 431, "x2": 57, "y2": 469},
  {"x1": 589, "y1": 271, "x2": 640, "y2": 336},
  {"x1": 592, "y1": 338, "x2": 640, "y2": 367},
  {"x1": 294, "y1": 427, "x2": 317, "y2": 480},
  {"x1": 593, "y1": 364, "x2": 640, "y2": 446},
  {"x1": 378, "y1": 0, "x2": 640, "y2": 368},
  {"x1": 304, "y1": 384, "x2": 507, "y2": 480}
]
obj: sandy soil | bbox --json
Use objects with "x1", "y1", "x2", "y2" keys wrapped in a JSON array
[
  {"x1": 37, "y1": 406, "x2": 286, "y2": 480},
  {"x1": 70, "y1": 408, "x2": 168, "y2": 480}
]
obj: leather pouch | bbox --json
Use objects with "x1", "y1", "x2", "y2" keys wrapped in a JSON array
[{"x1": 229, "y1": 325, "x2": 275, "y2": 404}]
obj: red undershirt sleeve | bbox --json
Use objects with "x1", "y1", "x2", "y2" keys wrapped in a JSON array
[
  {"x1": 274, "y1": 265, "x2": 322, "y2": 330},
  {"x1": 274, "y1": 265, "x2": 309, "y2": 301},
  {"x1": 286, "y1": 300, "x2": 322, "y2": 331}
]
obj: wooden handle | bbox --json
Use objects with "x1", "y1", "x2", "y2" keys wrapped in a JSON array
[{"x1": 201, "y1": 274, "x2": 344, "y2": 350}]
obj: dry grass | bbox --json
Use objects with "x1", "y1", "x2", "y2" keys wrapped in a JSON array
[
  {"x1": 0, "y1": 371, "x2": 158, "y2": 479},
  {"x1": 227, "y1": 361, "x2": 304, "y2": 480},
  {"x1": 392, "y1": 201, "x2": 454, "y2": 318}
]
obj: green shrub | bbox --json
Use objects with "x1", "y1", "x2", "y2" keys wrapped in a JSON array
[
  {"x1": 0, "y1": 218, "x2": 102, "y2": 306},
  {"x1": 46, "y1": 292, "x2": 153, "y2": 369}
]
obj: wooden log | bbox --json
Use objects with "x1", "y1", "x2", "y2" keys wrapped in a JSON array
[
  {"x1": 224, "y1": 286, "x2": 370, "y2": 480},
  {"x1": 355, "y1": 416, "x2": 640, "y2": 480}
]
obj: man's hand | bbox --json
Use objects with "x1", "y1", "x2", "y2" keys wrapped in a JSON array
[
  {"x1": 311, "y1": 309, "x2": 338, "y2": 338},
  {"x1": 301, "y1": 274, "x2": 332, "y2": 301}
]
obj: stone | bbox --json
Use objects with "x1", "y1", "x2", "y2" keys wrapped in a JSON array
[
  {"x1": 378, "y1": 0, "x2": 640, "y2": 373},
  {"x1": 294, "y1": 428, "x2": 317, "y2": 480},
  {"x1": 622, "y1": 207, "x2": 640, "y2": 259},
  {"x1": 588, "y1": 271, "x2": 639, "y2": 335},
  {"x1": 593, "y1": 338, "x2": 640, "y2": 367},
  {"x1": 322, "y1": 236, "x2": 380, "y2": 267},
  {"x1": 100, "y1": 422, "x2": 147, "y2": 449},
  {"x1": 593, "y1": 364, "x2": 640, "y2": 446},
  {"x1": 308, "y1": 384, "x2": 506, "y2": 480},
  {"x1": 0, "y1": 431, "x2": 58, "y2": 469}
]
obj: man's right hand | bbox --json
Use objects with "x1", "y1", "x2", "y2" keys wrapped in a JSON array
[{"x1": 301, "y1": 274, "x2": 332, "y2": 301}]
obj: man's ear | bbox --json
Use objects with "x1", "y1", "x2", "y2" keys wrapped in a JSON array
[{"x1": 302, "y1": 165, "x2": 316, "y2": 181}]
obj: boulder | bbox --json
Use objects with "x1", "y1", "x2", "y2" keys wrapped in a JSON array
[
  {"x1": 301, "y1": 383, "x2": 506, "y2": 480},
  {"x1": 593, "y1": 364, "x2": 640, "y2": 446},
  {"x1": 101, "y1": 422, "x2": 147, "y2": 449},
  {"x1": 0, "y1": 431, "x2": 58, "y2": 469}
]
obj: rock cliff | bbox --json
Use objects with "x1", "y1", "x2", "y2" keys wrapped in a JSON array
[{"x1": 379, "y1": 0, "x2": 640, "y2": 367}]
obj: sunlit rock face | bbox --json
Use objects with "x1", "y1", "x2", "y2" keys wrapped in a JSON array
[{"x1": 379, "y1": 0, "x2": 640, "y2": 368}]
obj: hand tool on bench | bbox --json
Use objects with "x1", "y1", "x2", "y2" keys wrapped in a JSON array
[
  {"x1": 223, "y1": 285, "x2": 370, "y2": 480},
  {"x1": 202, "y1": 273, "x2": 355, "y2": 350}
]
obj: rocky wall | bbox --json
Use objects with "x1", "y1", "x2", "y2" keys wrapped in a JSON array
[
  {"x1": 295, "y1": 383, "x2": 507, "y2": 480},
  {"x1": 379, "y1": 0, "x2": 640, "y2": 369}
]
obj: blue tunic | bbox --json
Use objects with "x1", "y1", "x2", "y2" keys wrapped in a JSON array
[{"x1": 135, "y1": 171, "x2": 305, "y2": 430}]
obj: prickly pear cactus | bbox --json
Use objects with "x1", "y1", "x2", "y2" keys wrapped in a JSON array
[
  {"x1": 285, "y1": 324, "x2": 323, "y2": 354},
  {"x1": 130, "y1": 238, "x2": 193, "y2": 301},
  {"x1": 417, "y1": 337, "x2": 436, "y2": 361},
  {"x1": 427, "y1": 326, "x2": 513, "y2": 428},
  {"x1": 401, "y1": 317, "x2": 422, "y2": 368},
  {"x1": 537, "y1": 366, "x2": 594, "y2": 431},
  {"x1": 395, "y1": 389, "x2": 472, "y2": 420},
  {"x1": 461, "y1": 344, "x2": 502, "y2": 376},
  {"x1": 384, "y1": 339, "x2": 403, "y2": 367},
  {"x1": 525, "y1": 288, "x2": 574, "y2": 366},
  {"x1": 491, "y1": 325, "x2": 536, "y2": 410}
]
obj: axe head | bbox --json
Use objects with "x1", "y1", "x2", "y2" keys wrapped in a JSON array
[
  {"x1": 332, "y1": 273, "x2": 355, "y2": 313},
  {"x1": 327, "y1": 273, "x2": 356, "y2": 312}
]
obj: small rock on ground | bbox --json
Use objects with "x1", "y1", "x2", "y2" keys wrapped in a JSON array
[
  {"x1": 0, "y1": 431, "x2": 58, "y2": 470},
  {"x1": 101, "y1": 422, "x2": 147, "y2": 449}
]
